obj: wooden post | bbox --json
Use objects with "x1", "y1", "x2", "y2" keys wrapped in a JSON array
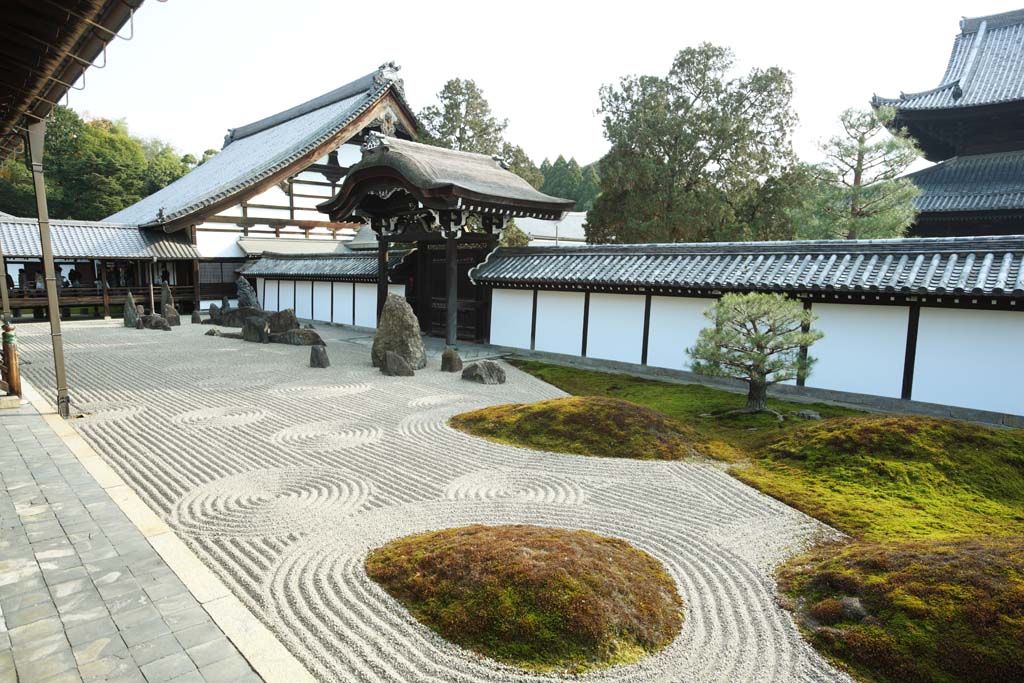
[
  {"x1": 100, "y1": 261, "x2": 111, "y2": 318},
  {"x1": 0, "y1": 237, "x2": 10, "y2": 322},
  {"x1": 147, "y1": 260, "x2": 156, "y2": 313},
  {"x1": 377, "y1": 234, "x2": 388, "y2": 321},
  {"x1": 3, "y1": 322, "x2": 21, "y2": 396},
  {"x1": 445, "y1": 234, "x2": 458, "y2": 347},
  {"x1": 191, "y1": 226, "x2": 201, "y2": 312},
  {"x1": 415, "y1": 241, "x2": 430, "y2": 332},
  {"x1": 27, "y1": 119, "x2": 70, "y2": 417}
]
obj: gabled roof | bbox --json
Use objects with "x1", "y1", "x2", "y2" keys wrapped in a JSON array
[
  {"x1": 319, "y1": 135, "x2": 576, "y2": 221},
  {"x1": 239, "y1": 251, "x2": 408, "y2": 281},
  {"x1": 106, "y1": 63, "x2": 412, "y2": 230},
  {"x1": 873, "y1": 9, "x2": 1024, "y2": 112},
  {"x1": 908, "y1": 151, "x2": 1024, "y2": 213},
  {"x1": 469, "y1": 236, "x2": 1024, "y2": 298},
  {"x1": 0, "y1": 217, "x2": 198, "y2": 260}
]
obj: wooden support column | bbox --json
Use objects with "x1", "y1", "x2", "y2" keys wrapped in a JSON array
[
  {"x1": 100, "y1": 261, "x2": 111, "y2": 318},
  {"x1": 445, "y1": 234, "x2": 458, "y2": 347},
  {"x1": 0, "y1": 233, "x2": 11, "y2": 321},
  {"x1": 191, "y1": 226, "x2": 200, "y2": 311},
  {"x1": 415, "y1": 242, "x2": 430, "y2": 332},
  {"x1": 27, "y1": 119, "x2": 70, "y2": 417},
  {"x1": 147, "y1": 261, "x2": 156, "y2": 313},
  {"x1": 377, "y1": 234, "x2": 389, "y2": 321}
]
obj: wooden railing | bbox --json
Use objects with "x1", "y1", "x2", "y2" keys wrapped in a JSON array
[{"x1": 6, "y1": 285, "x2": 195, "y2": 308}]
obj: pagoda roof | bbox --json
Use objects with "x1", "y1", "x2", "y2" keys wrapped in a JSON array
[
  {"x1": 318, "y1": 136, "x2": 576, "y2": 221},
  {"x1": 873, "y1": 10, "x2": 1024, "y2": 112},
  {"x1": 908, "y1": 151, "x2": 1024, "y2": 214},
  {"x1": 106, "y1": 64, "x2": 414, "y2": 231}
]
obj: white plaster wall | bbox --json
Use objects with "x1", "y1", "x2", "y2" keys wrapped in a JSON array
[
  {"x1": 279, "y1": 279, "x2": 295, "y2": 311},
  {"x1": 586, "y1": 294, "x2": 645, "y2": 364},
  {"x1": 294, "y1": 281, "x2": 313, "y2": 319},
  {"x1": 332, "y1": 282, "x2": 354, "y2": 325},
  {"x1": 646, "y1": 296, "x2": 712, "y2": 371},
  {"x1": 490, "y1": 289, "x2": 533, "y2": 349},
  {"x1": 196, "y1": 229, "x2": 245, "y2": 259},
  {"x1": 389, "y1": 284, "x2": 406, "y2": 298},
  {"x1": 354, "y1": 283, "x2": 377, "y2": 328},
  {"x1": 312, "y1": 282, "x2": 332, "y2": 322},
  {"x1": 255, "y1": 278, "x2": 264, "y2": 306},
  {"x1": 913, "y1": 308, "x2": 1024, "y2": 415},
  {"x1": 534, "y1": 291, "x2": 585, "y2": 356},
  {"x1": 806, "y1": 303, "x2": 908, "y2": 398},
  {"x1": 263, "y1": 279, "x2": 279, "y2": 311}
]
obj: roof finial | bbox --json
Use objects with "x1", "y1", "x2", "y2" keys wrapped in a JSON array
[
  {"x1": 363, "y1": 130, "x2": 389, "y2": 153},
  {"x1": 374, "y1": 62, "x2": 403, "y2": 94},
  {"x1": 491, "y1": 154, "x2": 510, "y2": 170}
]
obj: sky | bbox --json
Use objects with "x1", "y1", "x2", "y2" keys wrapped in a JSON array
[{"x1": 65, "y1": 0, "x2": 1023, "y2": 169}]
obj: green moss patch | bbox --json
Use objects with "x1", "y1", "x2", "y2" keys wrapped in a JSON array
[
  {"x1": 450, "y1": 396, "x2": 703, "y2": 460},
  {"x1": 778, "y1": 537, "x2": 1024, "y2": 683},
  {"x1": 365, "y1": 524, "x2": 683, "y2": 672}
]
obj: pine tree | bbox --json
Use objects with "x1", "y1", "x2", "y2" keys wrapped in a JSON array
[{"x1": 418, "y1": 79, "x2": 506, "y2": 154}]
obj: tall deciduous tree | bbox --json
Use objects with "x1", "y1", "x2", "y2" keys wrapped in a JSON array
[
  {"x1": 795, "y1": 107, "x2": 921, "y2": 240},
  {"x1": 587, "y1": 44, "x2": 806, "y2": 244},
  {"x1": 687, "y1": 293, "x2": 822, "y2": 413}
]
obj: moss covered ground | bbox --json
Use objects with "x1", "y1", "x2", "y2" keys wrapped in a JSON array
[
  {"x1": 365, "y1": 525, "x2": 682, "y2": 672},
  {"x1": 503, "y1": 359, "x2": 1024, "y2": 683}
]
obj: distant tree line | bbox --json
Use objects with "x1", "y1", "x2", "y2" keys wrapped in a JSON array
[{"x1": 0, "y1": 106, "x2": 216, "y2": 221}]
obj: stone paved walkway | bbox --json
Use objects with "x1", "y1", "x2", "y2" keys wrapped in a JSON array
[
  {"x1": 15, "y1": 320, "x2": 851, "y2": 683},
  {"x1": 0, "y1": 402, "x2": 261, "y2": 683}
]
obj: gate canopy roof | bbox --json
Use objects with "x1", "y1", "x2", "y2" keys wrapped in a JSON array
[{"x1": 318, "y1": 135, "x2": 576, "y2": 222}]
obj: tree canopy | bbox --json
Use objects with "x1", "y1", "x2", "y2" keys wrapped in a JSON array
[
  {"x1": 0, "y1": 106, "x2": 212, "y2": 221},
  {"x1": 586, "y1": 44, "x2": 809, "y2": 244}
]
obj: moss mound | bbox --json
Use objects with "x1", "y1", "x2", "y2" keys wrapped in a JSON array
[
  {"x1": 737, "y1": 415, "x2": 1024, "y2": 540},
  {"x1": 779, "y1": 536, "x2": 1024, "y2": 683},
  {"x1": 449, "y1": 396, "x2": 701, "y2": 460},
  {"x1": 365, "y1": 524, "x2": 683, "y2": 672}
]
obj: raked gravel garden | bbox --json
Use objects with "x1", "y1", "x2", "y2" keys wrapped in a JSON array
[{"x1": 16, "y1": 319, "x2": 851, "y2": 683}]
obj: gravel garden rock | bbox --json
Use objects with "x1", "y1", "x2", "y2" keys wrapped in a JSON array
[
  {"x1": 462, "y1": 360, "x2": 506, "y2": 384},
  {"x1": 372, "y1": 294, "x2": 426, "y2": 370}
]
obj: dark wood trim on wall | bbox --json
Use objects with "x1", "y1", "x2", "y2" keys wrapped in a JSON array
[
  {"x1": 902, "y1": 303, "x2": 921, "y2": 400},
  {"x1": 293, "y1": 280, "x2": 297, "y2": 310},
  {"x1": 351, "y1": 282, "x2": 356, "y2": 326},
  {"x1": 581, "y1": 292, "x2": 591, "y2": 357},
  {"x1": 276, "y1": 280, "x2": 280, "y2": 311},
  {"x1": 261, "y1": 278, "x2": 266, "y2": 307},
  {"x1": 530, "y1": 289, "x2": 538, "y2": 351},
  {"x1": 330, "y1": 282, "x2": 335, "y2": 323},
  {"x1": 797, "y1": 300, "x2": 812, "y2": 387},
  {"x1": 641, "y1": 292, "x2": 652, "y2": 365}
]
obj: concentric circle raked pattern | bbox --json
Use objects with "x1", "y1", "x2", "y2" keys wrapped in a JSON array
[
  {"x1": 270, "y1": 421, "x2": 383, "y2": 451},
  {"x1": 445, "y1": 469, "x2": 589, "y2": 506},
  {"x1": 268, "y1": 382, "x2": 373, "y2": 400},
  {"x1": 172, "y1": 467, "x2": 373, "y2": 538},
  {"x1": 72, "y1": 400, "x2": 148, "y2": 423},
  {"x1": 171, "y1": 406, "x2": 269, "y2": 429},
  {"x1": 408, "y1": 393, "x2": 467, "y2": 409}
]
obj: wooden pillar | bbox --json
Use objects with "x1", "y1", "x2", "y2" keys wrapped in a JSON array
[
  {"x1": 27, "y1": 119, "x2": 70, "y2": 417},
  {"x1": 415, "y1": 241, "x2": 430, "y2": 332},
  {"x1": 377, "y1": 235, "x2": 388, "y2": 321},
  {"x1": 191, "y1": 226, "x2": 200, "y2": 312},
  {"x1": 445, "y1": 234, "x2": 458, "y2": 347},
  {"x1": 0, "y1": 234, "x2": 10, "y2": 322},
  {"x1": 147, "y1": 261, "x2": 156, "y2": 313},
  {"x1": 100, "y1": 261, "x2": 111, "y2": 318}
]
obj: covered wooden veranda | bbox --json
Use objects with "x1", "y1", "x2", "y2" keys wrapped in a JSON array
[{"x1": 318, "y1": 133, "x2": 574, "y2": 345}]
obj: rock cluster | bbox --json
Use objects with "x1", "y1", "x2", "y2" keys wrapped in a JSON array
[
  {"x1": 441, "y1": 348, "x2": 463, "y2": 373},
  {"x1": 163, "y1": 304, "x2": 181, "y2": 327},
  {"x1": 269, "y1": 328, "x2": 323, "y2": 346},
  {"x1": 243, "y1": 317, "x2": 270, "y2": 343},
  {"x1": 161, "y1": 282, "x2": 175, "y2": 312},
  {"x1": 372, "y1": 294, "x2": 426, "y2": 370},
  {"x1": 140, "y1": 314, "x2": 172, "y2": 331},
  {"x1": 237, "y1": 276, "x2": 261, "y2": 309},
  {"x1": 462, "y1": 360, "x2": 506, "y2": 385}
]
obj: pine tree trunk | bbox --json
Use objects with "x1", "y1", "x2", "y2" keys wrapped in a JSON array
[{"x1": 746, "y1": 378, "x2": 767, "y2": 412}]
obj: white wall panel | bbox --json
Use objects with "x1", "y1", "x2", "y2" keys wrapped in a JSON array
[
  {"x1": 490, "y1": 289, "x2": 534, "y2": 349},
  {"x1": 806, "y1": 303, "x2": 908, "y2": 398},
  {"x1": 586, "y1": 294, "x2": 645, "y2": 364},
  {"x1": 312, "y1": 282, "x2": 332, "y2": 322},
  {"x1": 913, "y1": 308, "x2": 1024, "y2": 415},
  {"x1": 354, "y1": 283, "x2": 377, "y2": 328},
  {"x1": 263, "y1": 279, "x2": 279, "y2": 311},
  {"x1": 196, "y1": 229, "x2": 244, "y2": 258},
  {"x1": 294, "y1": 281, "x2": 313, "y2": 319},
  {"x1": 389, "y1": 284, "x2": 406, "y2": 298},
  {"x1": 646, "y1": 296, "x2": 712, "y2": 371},
  {"x1": 332, "y1": 282, "x2": 354, "y2": 324},
  {"x1": 278, "y1": 280, "x2": 296, "y2": 311},
  {"x1": 534, "y1": 291, "x2": 584, "y2": 356}
]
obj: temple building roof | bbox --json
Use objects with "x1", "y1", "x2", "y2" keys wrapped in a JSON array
[
  {"x1": 873, "y1": 10, "x2": 1024, "y2": 112},
  {"x1": 106, "y1": 64, "x2": 412, "y2": 231},
  {"x1": 319, "y1": 135, "x2": 576, "y2": 221},
  {"x1": 236, "y1": 237, "x2": 353, "y2": 258},
  {"x1": 908, "y1": 150, "x2": 1024, "y2": 214},
  {"x1": 239, "y1": 251, "x2": 409, "y2": 281},
  {"x1": 469, "y1": 235, "x2": 1024, "y2": 298},
  {"x1": 0, "y1": 217, "x2": 199, "y2": 260}
]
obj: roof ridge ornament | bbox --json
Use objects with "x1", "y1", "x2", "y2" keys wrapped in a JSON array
[
  {"x1": 373, "y1": 61, "x2": 404, "y2": 95},
  {"x1": 363, "y1": 131, "x2": 389, "y2": 153},
  {"x1": 491, "y1": 154, "x2": 510, "y2": 170}
]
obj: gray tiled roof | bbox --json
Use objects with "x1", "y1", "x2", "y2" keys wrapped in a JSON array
[
  {"x1": 873, "y1": 10, "x2": 1024, "y2": 111},
  {"x1": 909, "y1": 151, "x2": 1024, "y2": 213},
  {"x1": 236, "y1": 237, "x2": 353, "y2": 257},
  {"x1": 0, "y1": 218, "x2": 199, "y2": 260},
  {"x1": 469, "y1": 236, "x2": 1024, "y2": 297},
  {"x1": 240, "y1": 251, "x2": 408, "y2": 281},
  {"x1": 106, "y1": 66, "x2": 406, "y2": 228},
  {"x1": 517, "y1": 212, "x2": 587, "y2": 244}
]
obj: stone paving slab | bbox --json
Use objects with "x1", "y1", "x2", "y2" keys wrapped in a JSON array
[{"x1": 0, "y1": 402, "x2": 262, "y2": 683}]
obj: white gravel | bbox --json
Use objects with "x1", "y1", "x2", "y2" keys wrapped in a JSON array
[{"x1": 18, "y1": 321, "x2": 851, "y2": 683}]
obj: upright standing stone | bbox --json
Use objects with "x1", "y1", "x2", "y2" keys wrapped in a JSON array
[
  {"x1": 441, "y1": 347, "x2": 463, "y2": 372},
  {"x1": 124, "y1": 292, "x2": 139, "y2": 328},
  {"x1": 221, "y1": 296, "x2": 231, "y2": 312},
  {"x1": 237, "y1": 276, "x2": 261, "y2": 310},
  {"x1": 191, "y1": 311, "x2": 202, "y2": 324},
  {"x1": 207, "y1": 303, "x2": 221, "y2": 324},
  {"x1": 163, "y1": 304, "x2": 181, "y2": 326},
  {"x1": 310, "y1": 345, "x2": 330, "y2": 368},
  {"x1": 161, "y1": 282, "x2": 175, "y2": 312},
  {"x1": 371, "y1": 293, "x2": 426, "y2": 369}
]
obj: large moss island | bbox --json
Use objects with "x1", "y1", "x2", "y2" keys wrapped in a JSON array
[{"x1": 365, "y1": 524, "x2": 683, "y2": 672}]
